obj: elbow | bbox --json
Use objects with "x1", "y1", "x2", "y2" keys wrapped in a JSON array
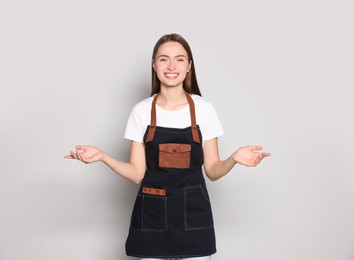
[
  {"x1": 205, "y1": 166, "x2": 219, "y2": 182},
  {"x1": 133, "y1": 179, "x2": 142, "y2": 185},
  {"x1": 132, "y1": 176, "x2": 143, "y2": 185},
  {"x1": 131, "y1": 171, "x2": 145, "y2": 185},
  {"x1": 207, "y1": 175, "x2": 219, "y2": 182},
  {"x1": 205, "y1": 170, "x2": 219, "y2": 182}
]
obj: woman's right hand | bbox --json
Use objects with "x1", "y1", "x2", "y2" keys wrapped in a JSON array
[{"x1": 64, "y1": 145, "x2": 106, "y2": 164}]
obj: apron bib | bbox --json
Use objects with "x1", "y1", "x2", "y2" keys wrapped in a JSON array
[{"x1": 125, "y1": 91, "x2": 216, "y2": 258}]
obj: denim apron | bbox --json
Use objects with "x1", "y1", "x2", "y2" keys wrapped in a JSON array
[{"x1": 125, "y1": 91, "x2": 216, "y2": 258}]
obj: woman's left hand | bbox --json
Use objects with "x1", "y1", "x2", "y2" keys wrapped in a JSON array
[{"x1": 232, "y1": 146, "x2": 271, "y2": 167}]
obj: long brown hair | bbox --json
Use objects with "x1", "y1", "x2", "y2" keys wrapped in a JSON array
[{"x1": 151, "y1": 33, "x2": 202, "y2": 96}]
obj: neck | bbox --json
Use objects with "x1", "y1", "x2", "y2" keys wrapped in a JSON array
[{"x1": 158, "y1": 86, "x2": 187, "y2": 106}]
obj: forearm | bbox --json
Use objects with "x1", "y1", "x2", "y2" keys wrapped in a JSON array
[
  {"x1": 205, "y1": 155, "x2": 237, "y2": 181},
  {"x1": 101, "y1": 154, "x2": 145, "y2": 184}
]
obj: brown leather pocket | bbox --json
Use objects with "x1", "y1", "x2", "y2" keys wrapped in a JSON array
[{"x1": 158, "y1": 143, "x2": 191, "y2": 169}]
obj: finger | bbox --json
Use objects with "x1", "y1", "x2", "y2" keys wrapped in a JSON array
[
  {"x1": 64, "y1": 155, "x2": 74, "y2": 159},
  {"x1": 78, "y1": 150, "x2": 91, "y2": 163},
  {"x1": 262, "y1": 152, "x2": 272, "y2": 157},
  {"x1": 77, "y1": 151, "x2": 85, "y2": 162},
  {"x1": 80, "y1": 151, "x2": 88, "y2": 160},
  {"x1": 70, "y1": 151, "x2": 78, "y2": 159},
  {"x1": 76, "y1": 145, "x2": 89, "y2": 151},
  {"x1": 249, "y1": 146, "x2": 263, "y2": 151},
  {"x1": 251, "y1": 156, "x2": 261, "y2": 166},
  {"x1": 75, "y1": 149, "x2": 84, "y2": 159}
]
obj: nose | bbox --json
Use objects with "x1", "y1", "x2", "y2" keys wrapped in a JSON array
[{"x1": 167, "y1": 60, "x2": 176, "y2": 70}]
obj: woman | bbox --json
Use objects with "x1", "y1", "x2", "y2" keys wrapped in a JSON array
[{"x1": 65, "y1": 33, "x2": 271, "y2": 259}]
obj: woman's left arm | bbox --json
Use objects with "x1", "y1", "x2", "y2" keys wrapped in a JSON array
[{"x1": 203, "y1": 138, "x2": 271, "y2": 181}]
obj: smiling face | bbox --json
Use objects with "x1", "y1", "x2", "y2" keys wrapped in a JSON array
[{"x1": 153, "y1": 41, "x2": 192, "y2": 90}]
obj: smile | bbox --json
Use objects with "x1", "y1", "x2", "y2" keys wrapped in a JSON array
[{"x1": 164, "y1": 73, "x2": 179, "y2": 79}]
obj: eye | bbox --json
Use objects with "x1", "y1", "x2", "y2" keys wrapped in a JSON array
[
  {"x1": 177, "y1": 58, "x2": 185, "y2": 62},
  {"x1": 159, "y1": 58, "x2": 167, "y2": 62}
]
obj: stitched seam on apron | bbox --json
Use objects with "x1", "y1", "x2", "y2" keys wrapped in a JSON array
[
  {"x1": 183, "y1": 185, "x2": 214, "y2": 231},
  {"x1": 141, "y1": 195, "x2": 167, "y2": 232}
]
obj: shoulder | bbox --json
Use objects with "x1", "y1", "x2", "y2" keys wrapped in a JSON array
[
  {"x1": 191, "y1": 94, "x2": 224, "y2": 140},
  {"x1": 124, "y1": 96, "x2": 153, "y2": 142}
]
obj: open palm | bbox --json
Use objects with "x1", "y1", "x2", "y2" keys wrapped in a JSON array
[
  {"x1": 232, "y1": 146, "x2": 271, "y2": 167},
  {"x1": 64, "y1": 145, "x2": 105, "y2": 164}
]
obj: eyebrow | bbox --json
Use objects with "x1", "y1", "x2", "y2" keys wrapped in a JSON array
[{"x1": 156, "y1": 54, "x2": 188, "y2": 59}]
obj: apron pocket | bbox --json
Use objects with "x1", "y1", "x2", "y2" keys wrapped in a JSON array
[
  {"x1": 158, "y1": 143, "x2": 191, "y2": 169},
  {"x1": 184, "y1": 185, "x2": 214, "y2": 231},
  {"x1": 131, "y1": 194, "x2": 167, "y2": 232}
]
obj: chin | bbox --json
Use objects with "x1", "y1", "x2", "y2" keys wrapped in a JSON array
[
  {"x1": 163, "y1": 83, "x2": 183, "y2": 89},
  {"x1": 160, "y1": 80, "x2": 184, "y2": 88}
]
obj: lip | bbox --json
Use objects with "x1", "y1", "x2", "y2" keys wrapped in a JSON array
[{"x1": 164, "y1": 73, "x2": 179, "y2": 79}]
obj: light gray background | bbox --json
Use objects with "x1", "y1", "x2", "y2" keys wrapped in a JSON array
[{"x1": 1, "y1": 0, "x2": 353, "y2": 259}]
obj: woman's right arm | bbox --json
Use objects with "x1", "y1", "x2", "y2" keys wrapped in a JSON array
[{"x1": 64, "y1": 141, "x2": 146, "y2": 184}]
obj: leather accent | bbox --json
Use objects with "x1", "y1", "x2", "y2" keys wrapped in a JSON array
[
  {"x1": 145, "y1": 91, "x2": 201, "y2": 143},
  {"x1": 142, "y1": 187, "x2": 166, "y2": 196},
  {"x1": 145, "y1": 94, "x2": 158, "y2": 142},
  {"x1": 184, "y1": 92, "x2": 201, "y2": 144},
  {"x1": 159, "y1": 143, "x2": 191, "y2": 169}
]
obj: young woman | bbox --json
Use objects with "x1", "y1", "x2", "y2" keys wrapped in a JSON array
[{"x1": 65, "y1": 33, "x2": 271, "y2": 259}]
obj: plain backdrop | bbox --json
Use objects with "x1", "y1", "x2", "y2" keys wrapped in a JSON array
[{"x1": 1, "y1": 0, "x2": 353, "y2": 259}]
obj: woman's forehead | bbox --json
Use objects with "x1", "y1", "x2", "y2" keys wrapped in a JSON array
[{"x1": 156, "y1": 41, "x2": 188, "y2": 57}]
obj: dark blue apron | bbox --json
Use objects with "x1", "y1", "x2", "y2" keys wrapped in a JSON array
[{"x1": 125, "y1": 91, "x2": 216, "y2": 258}]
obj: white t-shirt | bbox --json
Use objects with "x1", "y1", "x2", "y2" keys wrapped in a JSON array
[{"x1": 124, "y1": 94, "x2": 224, "y2": 143}]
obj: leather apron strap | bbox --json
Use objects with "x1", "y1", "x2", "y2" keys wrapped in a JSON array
[{"x1": 145, "y1": 91, "x2": 201, "y2": 143}]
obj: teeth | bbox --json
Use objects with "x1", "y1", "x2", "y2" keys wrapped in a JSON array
[{"x1": 166, "y1": 73, "x2": 178, "y2": 77}]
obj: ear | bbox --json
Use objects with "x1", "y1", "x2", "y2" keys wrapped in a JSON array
[
  {"x1": 152, "y1": 59, "x2": 156, "y2": 71},
  {"x1": 187, "y1": 60, "x2": 192, "y2": 73}
]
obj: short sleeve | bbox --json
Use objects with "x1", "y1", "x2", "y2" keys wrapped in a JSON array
[
  {"x1": 124, "y1": 101, "x2": 148, "y2": 143},
  {"x1": 201, "y1": 104, "x2": 224, "y2": 141}
]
